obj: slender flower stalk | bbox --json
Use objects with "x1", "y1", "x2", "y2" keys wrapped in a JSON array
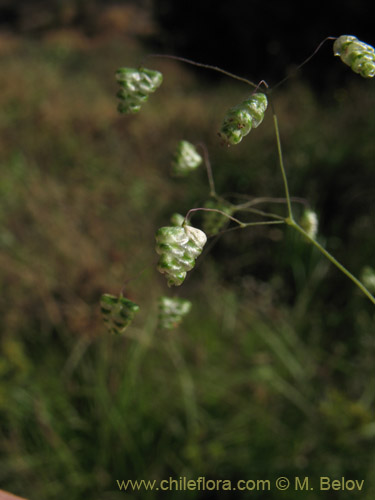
[
  {"x1": 273, "y1": 113, "x2": 293, "y2": 220},
  {"x1": 196, "y1": 142, "x2": 216, "y2": 197},
  {"x1": 272, "y1": 104, "x2": 375, "y2": 305},
  {"x1": 235, "y1": 196, "x2": 308, "y2": 210},
  {"x1": 289, "y1": 220, "x2": 375, "y2": 305},
  {"x1": 148, "y1": 53, "x2": 259, "y2": 88},
  {"x1": 185, "y1": 207, "x2": 246, "y2": 228}
]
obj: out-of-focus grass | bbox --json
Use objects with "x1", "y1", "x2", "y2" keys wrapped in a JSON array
[{"x1": 0, "y1": 32, "x2": 374, "y2": 499}]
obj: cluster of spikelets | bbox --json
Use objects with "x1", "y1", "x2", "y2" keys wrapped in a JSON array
[
  {"x1": 334, "y1": 35, "x2": 375, "y2": 78},
  {"x1": 157, "y1": 140, "x2": 208, "y2": 287},
  {"x1": 101, "y1": 34, "x2": 375, "y2": 334},
  {"x1": 100, "y1": 292, "x2": 192, "y2": 333}
]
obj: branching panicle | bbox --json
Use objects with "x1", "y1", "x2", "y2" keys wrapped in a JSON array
[{"x1": 107, "y1": 33, "x2": 375, "y2": 336}]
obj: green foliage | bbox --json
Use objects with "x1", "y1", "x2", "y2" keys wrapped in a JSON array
[{"x1": 1, "y1": 288, "x2": 374, "y2": 499}]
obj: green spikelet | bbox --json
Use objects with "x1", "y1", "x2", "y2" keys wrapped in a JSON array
[
  {"x1": 155, "y1": 224, "x2": 207, "y2": 287},
  {"x1": 360, "y1": 266, "x2": 375, "y2": 293},
  {"x1": 116, "y1": 67, "x2": 163, "y2": 113},
  {"x1": 171, "y1": 141, "x2": 203, "y2": 176},
  {"x1": 158, "y1": 296, "x2": 192, "y2": 329},
  {"x1": 333, "y1": 35, "x2": 375, "y2": 78},
  {"x1": 203, "y1": 199, "x2": 234, "y2": 235},
  {"x1": 170, "y1": 213, "x2": 188, "y2": 227},
  {"x1": 300, "y1": 209, "x2": 318, "y2": 239},
  {"x1": 100, "y1": 293, "x2": 140, "y2": 334},
  {"x1": 219, "y1": 93, "x2": 268, "y2": 146}
]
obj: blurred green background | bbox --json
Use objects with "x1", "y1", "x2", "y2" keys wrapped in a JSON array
[{"x1": 0, "y1": 1, "x2": 374, "y2": 499}]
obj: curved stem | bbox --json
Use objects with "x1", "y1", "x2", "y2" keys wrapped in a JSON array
[
  {"x1": 270, "y1": 36, "x2": 337, "y2": 92},
  {"x1": 185, "y1": 206, "x2": 286, "y2": 229},
  {"x1": 148, "y1": 53, "x2": 258, "y2": 88},
  {"x1": 289, "y1": 220, "x2": 375, "y2": 305},
  {"x1": 185, "y1": 207, "x2": 246, "y2": 227}
]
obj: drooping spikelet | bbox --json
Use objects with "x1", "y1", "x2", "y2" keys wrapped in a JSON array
[
  {"x1": 155, "y1": 224, "x2": 207, "y2": 286},
  {"x1": 158, "y1": 296, "x2": 192, "y2": 329},
  {"x1": 300, "y1": 209, "x2": 318, "y2": 239},
  {"x1": 333, "y1": 35, "x2": 375, "y2": 78},
  {"x1": 100, "y1": 293, "x2": 140, "y2": 334},
  {"x1": 116, "y1": 67, "x2": 163, "y2": 113},
  {"x1": 219, "y1": 93, "x2": 268, "y2": 146},
  {"x1": 170, "y1": 213, "x2": 190, "y2": 227},
  {"x1": 171, "y1": 141, "x2": 202, "y2": 176},
  {"x1": 360, "y1": 266, "x2": 375, "y2": 293}
]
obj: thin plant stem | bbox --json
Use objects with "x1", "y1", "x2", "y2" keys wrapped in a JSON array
[
  {"x1": 253, "y1": 79, "x2": 270, "y2": 92},
  {"x1": 196, "y1": 142, "x2": 216, "y2": 197},
  {"x1": 185, "y1": 207, "x2": 246, "y2": 227},
  {"x1": 148, "y1": 53, "x2": 258, "y2": 88},
  {"x1": 185, "y1": 207, "x2": 286, "y2": 232},
  {"x1": 271, "y1": 36, "x2": 337, "y2": 92},
  {"x1": 242, "y1": 220, "x2": 285, "y2": 229},
  {"x1": 289, "y1": 220, "x2": 375, "y2": 305},
  {"x1": 272, "y1": 104, "x2": 374, "y2": 305},
  {"x1": 273, "y1": 113, "x2": 293, "y2": 220},
  {"x1": 217, "y1": 220, "x2": 285, "y2": 236},
  {"x1": 235, "y1": 196, "x2": 308, "y2": 210},
  {"x1": 237, "y1": 206, "x2": 286, "y2": 221}
]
